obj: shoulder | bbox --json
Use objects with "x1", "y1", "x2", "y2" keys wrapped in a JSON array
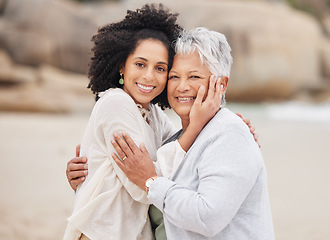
[
  {"x1": 92, "y1": 88, "x2": 139, "y2": 119},
  {"x1": 207, "y1": 108, "x2": 248, "y2": 134},
  {"x1": 98, "y1": 88, "x2": 134, "y2": 105},
  {"x1": 95, "y1": 89, "x2": 136, "y2": 110}
]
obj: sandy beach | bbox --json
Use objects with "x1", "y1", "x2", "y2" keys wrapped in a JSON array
[{"x1": 0, "y1": 102, "x2": 330, "y2": 240}]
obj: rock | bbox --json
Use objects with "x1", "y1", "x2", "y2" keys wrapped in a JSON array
[
  {"x1": 0, "y1": 0, "x2": 97, "y2": 73},
  {"x1": 0, "y1": 0, "x2": 329, "y2": 113},
  {"x1": 0, "y1": 60, "x2": 94, "y2": 113},
  {"x1": 322, "y1": 38, "x2": 330, "y2": 79},
  {"x1": 0, "y1": 49, "x2": 38, "y2": 85}
]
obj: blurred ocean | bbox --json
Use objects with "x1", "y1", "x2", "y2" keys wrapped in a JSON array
[
  {"x1": 165, "y1": 100, "x2": 330, "y2": 129},
  {"x1": 229, "y1": 101, "x2": 330, "y2": 123}
]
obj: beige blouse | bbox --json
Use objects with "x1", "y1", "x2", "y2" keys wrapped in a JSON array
[{"x1": 63, "y1": 88, "x2": 184, "y2": 240}]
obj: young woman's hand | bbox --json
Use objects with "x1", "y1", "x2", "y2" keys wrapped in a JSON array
[
  {"x1": 236, "y1": 113, "x2": 261, "y2": 148},
  {"x1": 66, "y1": 144, "x2": 88, "y2": 192}
]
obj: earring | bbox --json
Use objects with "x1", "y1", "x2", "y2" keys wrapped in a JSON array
[{"x1": 119, "y1": 73, "x2": 124, "y2": 85}]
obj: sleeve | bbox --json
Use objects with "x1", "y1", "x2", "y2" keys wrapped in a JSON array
[
  {"x1": 154, "y1": 140, "x2": 186, "y2": 179},
  {"x1": 94, "y1": 92, "x2": 149, "y2": 203},
  {"x1": 148, "y1": 132, "x2": 261, "y2": 237}
]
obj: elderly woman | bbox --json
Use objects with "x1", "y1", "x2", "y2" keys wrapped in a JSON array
[{"x1": 111, "y1": 27, "x2": 275, "y2": 239}]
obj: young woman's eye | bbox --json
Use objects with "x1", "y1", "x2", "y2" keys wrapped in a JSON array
[
  {"x1": 156, "y1": 66, "x2": 167, "y2": 72},
  {"x1": 136, "y1": 62, "x2": 145, "y2": 68}
]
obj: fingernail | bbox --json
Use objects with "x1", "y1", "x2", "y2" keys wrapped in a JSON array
[
  {"x1": 121, "y1": 131, "x2": 126, "y2": 136},
  {"x1": 84, "y1": 170, "x2": 88, "y2": 175},
  {"x1": 113, "y1": 132, "x2": 118, "y2": 137},
  {"x1": 84, "y1": 164, "x2": 88, "y2": 169}
]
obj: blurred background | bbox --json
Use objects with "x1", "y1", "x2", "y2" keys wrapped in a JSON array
[{"x1": 0, "y1": 0, "x2": 329, "y2": 239}]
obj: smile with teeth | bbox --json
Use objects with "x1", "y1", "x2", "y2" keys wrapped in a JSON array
[
  {"x1": 176, "y1": 96, "x2": 196, "y2": 102},
  {"x1": 136, "y1": 83, "x2": 155, "y2": 92}
]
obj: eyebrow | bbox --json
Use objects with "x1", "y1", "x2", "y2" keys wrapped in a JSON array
[
  {"x1": 134, "y1": 57, "x2": 168, "y2": 66},
  {"x1": 170, "y1": 70, "x2": 202, "y2": 75}
]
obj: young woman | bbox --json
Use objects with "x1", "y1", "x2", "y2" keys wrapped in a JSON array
[
  {"x1": 64, "y1": 5, "x2": 223, "y2": 240},
  {"x1": 111, "y1": 27, "x2": 275, "y2": 239}
]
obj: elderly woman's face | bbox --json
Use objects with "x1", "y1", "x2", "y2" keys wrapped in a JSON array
[{"x1": 167, "y1": 50, "x2": 212, "y2": 119}]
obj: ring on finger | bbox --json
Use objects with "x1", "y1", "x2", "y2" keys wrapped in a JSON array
[{"x1": 122, "y1": 156, "x2": 127, "y2": 162}]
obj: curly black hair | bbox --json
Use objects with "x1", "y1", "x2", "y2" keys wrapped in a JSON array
[{"x1": 87, "y1": 4, "x2": 183, "y2": 109}]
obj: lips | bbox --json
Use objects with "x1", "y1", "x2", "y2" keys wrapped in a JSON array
[
  {"x1": 136, "y1": 83, "x2": 155, "y2": 93},
  {"x1": 176, "y1": 96, "x2": 196, "y2": 103}
]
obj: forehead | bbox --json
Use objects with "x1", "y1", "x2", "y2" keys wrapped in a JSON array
[
  {"x1": 171, "y1": 50, "x2": 210, "y2": 74},
  {"x1": 132, "y1": 39, "x2": 168, "y2": 59}
]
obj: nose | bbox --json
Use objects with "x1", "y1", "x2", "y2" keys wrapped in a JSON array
[
  {"x1": 144, "y1": 67, "x2": 154, "y2": 82},
  {"x1": 177, "y1": 78, "x2": 190, "y2": 92}
]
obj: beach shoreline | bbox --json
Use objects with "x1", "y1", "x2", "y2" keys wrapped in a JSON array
[{"x1": 1, "y1": 104, "x2": 329, "y2": 239}]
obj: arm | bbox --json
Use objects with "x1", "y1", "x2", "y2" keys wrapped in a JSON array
[
  {"x1": 112, "y1": 131, "x2": 261, "y2": 237},
  {"x1": 66, "y1": 144, "x2": 88, "y2": 192},
  {"x1": 149, "y1": 132, "x2": 261, "y2": 237},
  {"x1": 97, "y1": 92, "x2": 152, "y2": 202}
]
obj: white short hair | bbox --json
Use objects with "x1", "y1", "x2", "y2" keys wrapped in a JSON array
[
  {"x1": 174, "y1": 27, "x2": 233, "y2": 104},
  {"x1": 174, "y1": 27, "x2": 233, "y2": 77}
]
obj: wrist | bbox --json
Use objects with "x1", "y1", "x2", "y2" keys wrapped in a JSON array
[{"x1": 145, "y1": 176, "x2": 158, "y2": 194}]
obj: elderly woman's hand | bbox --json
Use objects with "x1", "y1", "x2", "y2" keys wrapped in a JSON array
[
  {"x1": 66, "y1": 144, "x2": 88, "y2": 192},
  {"x1": 111, "y1": 132, "x2": 158, "y2": 192}
]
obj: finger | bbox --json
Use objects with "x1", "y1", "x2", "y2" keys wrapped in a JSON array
[
  {"x1": 254, "y1": 132, "x2": 259, "y2": 141},
  {"x1": 112, "y1": 152, "x2": 127, "y2": 171},
  {"x1": 194, "y1": 85, "x2": 205, "y2": 106},
  {"x1": 68, "y1": 170, "x2": 88, "y2": 181},
  {"x1": 249, "y1": 126, "x2": 256, "y2": 133},
  {"x1": 214, "y1": 79, "x2": 223, "y2": 104},
  {"x1": 69, "y1": 156, "x2": 87, "y2": 165},
  {"x1": 236, "y1": 112, "x2": 243, "y2": 119},
  {"x1": 139, "y1": 142, "x2": 147, "y2": 153},
  {"x1": 68, "y1": 162, "x2": 88, "y2": 172},
  {"x1": 113, "y1": 132, "x2": 133, "y2": 157},
  {"x1": 111, "y1": 138, "x2": 128, "y2": 160},
  {"x1": 206, "y1": 75, "x2": 216, "y2": 100},
  {"x1": 76, "y1": 144, "x2": 81, "y2": 157},
  {"x1": 121, "y1": 132, "x2": 141, "y2": 153},
  {"x1": 244, "y1": 117, "x2": 251, "y2": 127},
  {"x1": 70, "y1": 177, "x2": 85, "y2": 191}
]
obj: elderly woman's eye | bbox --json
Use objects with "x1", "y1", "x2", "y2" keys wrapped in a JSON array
[
  {"x1": 169, "y1": 75, "x2": 178, "y2": 80},
  {"x1": 190, "y1": 75, "x2": 200, "y2": 79}
]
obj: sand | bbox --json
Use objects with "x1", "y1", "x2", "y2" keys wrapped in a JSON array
[{"x1": 0, "y1": 105, "x2": 329, "y2": 240}]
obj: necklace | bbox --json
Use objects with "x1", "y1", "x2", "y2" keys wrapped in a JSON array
[{"x1": 136, "y1": 104, "x2": 151, "y2": 122}]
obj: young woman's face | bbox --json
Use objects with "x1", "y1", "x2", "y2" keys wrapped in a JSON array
[
  {"x1": 167, "y1": 50, "x2": 212, "y2": 120},
  {"x1": 121, "y1": 39, "x2": 169, "y2": 109}
]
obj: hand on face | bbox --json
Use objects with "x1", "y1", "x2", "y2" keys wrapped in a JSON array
[
  {"x1": 188, "y1": 75, "x2": 225, "y2": 129},
  {"x1": 167, "y1": 51, "x2": 228, "y2": 128}
]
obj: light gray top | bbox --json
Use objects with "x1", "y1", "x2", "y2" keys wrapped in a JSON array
[{"x1": 148, "y1": 108, "x2": 275, "y2": 239}]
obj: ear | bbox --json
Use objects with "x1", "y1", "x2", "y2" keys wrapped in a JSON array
[
  {"x1": 119, "y1": 63, "x2": 125, "y2": 75},
  {"x1": 219, "y1": 76, "x2": 229, "y2": 92},
  {"x1": 119, "y1": 68, "x2": 124, "y2": 75}
]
